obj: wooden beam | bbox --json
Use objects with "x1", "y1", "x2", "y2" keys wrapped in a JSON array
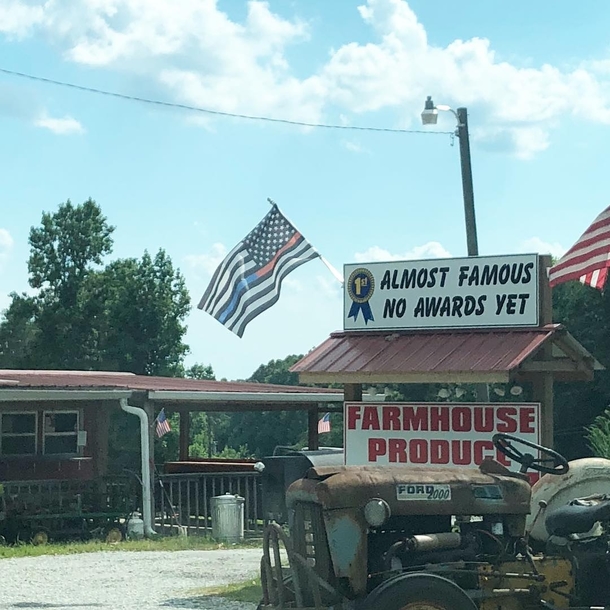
[
  {"x1": 519, "y1": 360, "x2": 587, "y2": 373},
  {"x1": 179, "y1": 411, "x2": 190, "y2": 461},
  {"x1": 536, "y1": 255, "x2": 554, "y2": 448},
  {"x1": 299, "y1": 371, "x2": 511, "y2": 385},
  {"x1": 308, "y1": 409, "x2": 319, "y2": 450}
]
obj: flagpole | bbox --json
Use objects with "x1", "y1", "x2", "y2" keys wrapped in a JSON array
[{"x1": 267, "y1": 198, "x2": 344, "y2": 284}]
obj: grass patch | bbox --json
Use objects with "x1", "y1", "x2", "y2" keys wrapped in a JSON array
[
  {"x1": 199, "y1": 578, "x2": 262, "y2": 604},
  {"x1": 0, "y1": 536, "x2": 262, "y2": 560}
]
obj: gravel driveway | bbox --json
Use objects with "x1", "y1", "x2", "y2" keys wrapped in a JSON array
[{"x1": 0, "y1": 548, "x2": 263, "y2": 609}]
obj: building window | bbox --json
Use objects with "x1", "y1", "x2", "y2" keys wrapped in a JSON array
[
  {"x1": 0, "y1": 413, "x2": 37, "y2": 456},
  {"x1": 43, "y1": 411, "x2": 79, "y2": 455}
]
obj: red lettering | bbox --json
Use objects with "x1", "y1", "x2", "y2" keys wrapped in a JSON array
[
  {"x1": 389, "y1": 438, "x2": 407, "y2": 462},
  {"x1": 474, "y1": 440, "x2": 494, "y2": 464},
  {"x1": 452, "y1": 407, "x2": 472, "y2": 432},
  {"x1": 383, "y1": 407, "x2": 401, "y2": 431},
  {"x1": 520, "y1": 407, "x2": 535, "y2": 434},
  {"x1": 402, "y1": 406, "x2": 429, "y2": 431},
  {"x1": 430, "y1": 440, "x2": 450, "y2": 464},
  {"x1": 347, "y1": 405, "x2": 361, "y2": 430},
  {"x1": 410, "y1": 439, "x2": 428, "y2": 463},
  {"x1": 474, "y1": 407, "x2": 494, "y2": 432},
  {"x1": 368, "y1": 438, "x2": 386, "y2": 461},
  {"x1": 362, "y1": 406, "x2": 380, "y2": 430},
  {"x1": 430, "y1": 406, "x2": 450, "y2": 432},
  {"x1": 452, "y1": 440, "x2": 472, "y2": 465},
  {"x1": 496, "y1": 407, "x2": 518, "y2": 433}
]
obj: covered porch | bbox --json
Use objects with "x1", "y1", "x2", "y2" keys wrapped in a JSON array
[{"x1": 0, "y1": 370, "x2": 342, "y2": 539}]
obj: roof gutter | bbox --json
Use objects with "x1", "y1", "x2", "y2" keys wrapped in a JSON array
[{"x1": 120, "y1": 399, "x2": 156, "y2": 538}]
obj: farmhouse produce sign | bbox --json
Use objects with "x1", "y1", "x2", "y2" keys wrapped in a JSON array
[
  {"x1": 344, "y1": 402, "x2": 540, "y2": 473},
  {"x1": 343, "y1": 253, "x2": 539, "y2": 331}
]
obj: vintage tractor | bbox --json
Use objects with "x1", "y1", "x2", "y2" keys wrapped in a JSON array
[{"x1": 258, "y1": 434, "x2": 610, "y2": 609}]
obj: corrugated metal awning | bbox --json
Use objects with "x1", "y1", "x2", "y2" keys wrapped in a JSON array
[{"x1": 292, "y1": 324, "x2": 603, "y2": 384}]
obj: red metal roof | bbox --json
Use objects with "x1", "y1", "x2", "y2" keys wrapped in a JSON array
[
  {"x1": 292, "y1": 326, "x2": 563, "y2": 382},
  {"x1": 0, "y1": 370, "x2": 336, "y2": 394}
]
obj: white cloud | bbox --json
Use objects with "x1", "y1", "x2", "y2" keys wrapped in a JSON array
[
  {"x1": 0, "y1": 228, "x2": 14, "y2": 270},
  {"x1": 35, "y1": 114, "x2": 84, "y2": 135},
  {"x1": 342, "y1": 140, "x2": 366, "y2": 153},
  {"x1": 518, "y1": 237, "x2": 566, "y2": 259},
  {"x1": 0, "y1": 1, "x2": 43, "y2": 38},
  {"x1": 2, "y1": 0, "x2": 610, "y2": 157},
  {"x1": 184, "y1": 242, "x2": 227, "y2": 276},
  {"x1": 354, "y1": 241, "x2": 451, "y2": 262}
]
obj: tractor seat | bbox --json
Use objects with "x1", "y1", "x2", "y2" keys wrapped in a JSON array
[{"x1": 545, "y1": 498, "x2": 610, "y2": 537}]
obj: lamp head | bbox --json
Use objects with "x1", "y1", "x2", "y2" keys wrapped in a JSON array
[{"x1": 421, "y1": 95, "x2": 438, "y2": 125}]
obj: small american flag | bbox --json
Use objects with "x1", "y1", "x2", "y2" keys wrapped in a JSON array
[
  {"x1": 318, "y1": 413, "x2": 331, "y2": 434},
  {"x1": 549, "y1": 205, "x2": 610, "y2": 290},
  {"x1": 198, "y1": 203, "x2": 319, "y2": 337},
  {"x1": 155, "y1": 409, "x2": 171, "y2": 438}
]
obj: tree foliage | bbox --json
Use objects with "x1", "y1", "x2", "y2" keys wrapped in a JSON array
[
  {"x1": 212, "y1": 355, "x2": 309, "y2": 458},
  {"x1": 552, "y1": 281, "x2": 610, "y2": 458},
  {"x1": 586, "y1": 409, "x2": 610, "y2": 459},
  {"x1": 0, "y1": 199, "x2": 191, "y2": 376}
]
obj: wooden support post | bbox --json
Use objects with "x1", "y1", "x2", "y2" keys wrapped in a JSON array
[
  {"x1": 308, "y1": 408, "x2": 319, "y2": 450},
  {"x1": 94, "y1": 404, "x2": 110, "y2": 478},
  {"x1": 179, "y1": 411, "x2": 190, "y2": 461},
  {"x1": 535, "y1": 254, "x2": 554, "y2": 448},
  {"x1": 344, "y1": 383, "x2": 362, "y2": 402},
  {"x1": 143, "y1": 401, "x2": 157, "y2": 523}
]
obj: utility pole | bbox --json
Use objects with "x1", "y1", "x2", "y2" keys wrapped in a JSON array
[{"x1": 456, "y1": 108, "x2": 479, "y2": 257}]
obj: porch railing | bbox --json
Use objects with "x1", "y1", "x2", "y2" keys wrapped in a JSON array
[{"x1": 155, "y1": 471, "x2": 262, "y2": 536}]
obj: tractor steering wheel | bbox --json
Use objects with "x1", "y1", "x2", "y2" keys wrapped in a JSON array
[{"x1": 492, "y1": 433, "x2": 569, "y2": 475}]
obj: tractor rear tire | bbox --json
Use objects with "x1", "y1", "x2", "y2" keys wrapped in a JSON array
[{"x1": 363, "y1": 573, "x2": 476, "y2": 610}]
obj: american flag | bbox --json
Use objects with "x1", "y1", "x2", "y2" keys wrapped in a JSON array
[
  {"x1": 549, "y1": 205, "x2": 610, "y2": 290},
  {"x1": 155, "y1": 409, "x2": 171, "y2": 438},
  {"x1": 318, "y1": 413, "x2": 331, "y2": 434},
  {"x1": 198, "y1": 203, "x2": 319, "y2": 337}
]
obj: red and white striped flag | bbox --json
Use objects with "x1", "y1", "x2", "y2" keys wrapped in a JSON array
[
  {"x1": 318, "y1": 413, "x2": 331, "y2": 434},
  {"x1": 155, "y1": 408, "x2": 171, "y2": 438},
  {"x1": 548, "y1": 205, "x2": 610, "y2": 290}
]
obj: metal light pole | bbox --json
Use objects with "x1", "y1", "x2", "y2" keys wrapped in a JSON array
[
  {"x1": 422, "y1": 97, "x2": 479, "y2": 256},
  {"x1": 422, "y1": 96, "x2": 488, "y2": 401}
]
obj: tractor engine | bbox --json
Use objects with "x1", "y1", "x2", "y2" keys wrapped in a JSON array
[{"x1": 285, "y1": 460, "x2": 533, "y2": 599}]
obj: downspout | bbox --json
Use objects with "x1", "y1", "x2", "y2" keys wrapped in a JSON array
[{"x1": 120, "y1": 398, "x2": 156, "y2": 537}]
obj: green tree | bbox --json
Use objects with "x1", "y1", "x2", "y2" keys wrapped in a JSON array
[
  {"x1": 0, "y1": 293, "x2": 39, "y2": 368},
  {"x1": 17, "y1": 199, "x2": 115, "y2": 368},
  {"x1": 552, "y1": 280, "x2": 610, "y2": 458},
  {"x1": 217, "y1": 355, "x2": 309, "y2": 457},
  {"x1": 248, "y1": 355, "x2": 304, "y2": 385},
  {"x1": 94, "y1": 250, "x2": 190, "y2": 376}
]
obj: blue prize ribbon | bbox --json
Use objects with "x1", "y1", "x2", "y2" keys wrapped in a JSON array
[{"x1": 347, "y1": 268, "x2": 375, "y2": 324}]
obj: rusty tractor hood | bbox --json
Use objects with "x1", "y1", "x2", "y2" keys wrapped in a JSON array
[{"x1": 286, "y1": 463, "x2": 532, "y2": 515}]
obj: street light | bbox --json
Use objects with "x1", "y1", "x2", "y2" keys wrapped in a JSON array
[
  {"x1": 423, "y1": 96, "x2": 488, "y2": 403},
  {"x1": 421, "y1": 96, "x2": 479, "y2": 257}
]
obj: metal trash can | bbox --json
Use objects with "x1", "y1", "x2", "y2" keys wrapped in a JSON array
[{"x1": 211, "y1": 493, "x2": 245, "y2": 543}]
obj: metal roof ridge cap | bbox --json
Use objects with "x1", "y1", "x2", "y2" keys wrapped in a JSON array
[
  {"x1": 0, "y1": 369, "x2": 137, "y2": 376},
  {"x1": 147, "y1": 390, "x2": 344, "y2": 402}
]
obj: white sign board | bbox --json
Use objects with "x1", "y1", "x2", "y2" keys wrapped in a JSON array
[
  {"x1": 343, "y1": 254, "x2": 539, "y2": 331},
  {"x1": 344, "y1": 402, "x2": 540, "y2": 475}
]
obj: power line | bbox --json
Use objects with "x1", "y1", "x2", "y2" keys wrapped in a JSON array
[{"x1": 0, "y1": 66, "x2": 453, "y2": 136}]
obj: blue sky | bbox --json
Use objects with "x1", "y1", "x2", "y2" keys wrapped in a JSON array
[{"x1": 0, "y1": 0, "x2": 609, "y2": 380}]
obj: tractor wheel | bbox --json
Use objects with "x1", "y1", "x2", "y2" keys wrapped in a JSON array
[
  {"x1": 363, "y1": 573, "x2": 476, "y2": 610},
  {"x1": 30, "y1": 529, "x2": 49, "y2": 546}
]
